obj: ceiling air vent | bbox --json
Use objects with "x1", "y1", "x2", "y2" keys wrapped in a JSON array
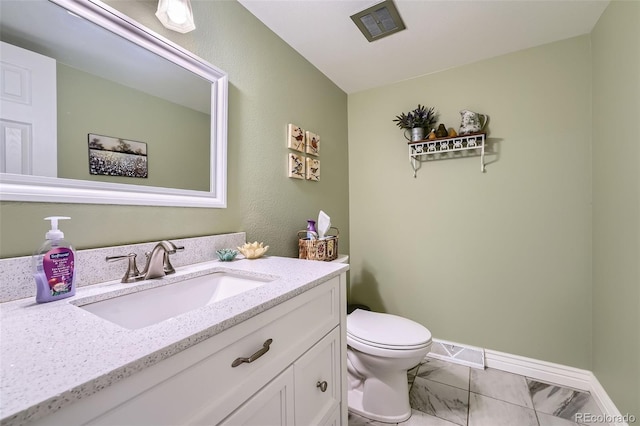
[{"x1": 350, "y1": 0, "x2": 406, "y2": 42}]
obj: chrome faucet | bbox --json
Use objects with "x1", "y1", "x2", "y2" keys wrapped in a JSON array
[
  {"x1": 141, "y1": 240, "x2": 182, "y2": 279},
  {"x1": 106, "y1": 240, "x2": 184, "y2": 283}
]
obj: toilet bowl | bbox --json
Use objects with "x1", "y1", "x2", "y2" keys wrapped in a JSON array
[
  {"x1": 346, "y1": 309, "x2": 432, "y2": 423},
  {"x1": 329, "y1": 255, "x2": 432, "y2": 422}
]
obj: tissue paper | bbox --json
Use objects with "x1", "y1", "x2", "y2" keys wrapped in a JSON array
[{"x1": 317, "y1": 210, "x2": 330, "y2": 238}]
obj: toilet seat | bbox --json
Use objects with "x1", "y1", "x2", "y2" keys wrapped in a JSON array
[
  {"x1": 347, "y1": 309, "x2": 432, "y2": 349},
  {"x1": 347, "y1": 332, "x2": 430, "y2": 350}
]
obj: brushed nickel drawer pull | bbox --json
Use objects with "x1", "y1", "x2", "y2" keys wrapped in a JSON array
[
  {"x1": 232, "y1": 339, "x2": 273, "y2": 367},
  {"x1": 316, "y1": 381, "x2": 328, "y2": 392}
]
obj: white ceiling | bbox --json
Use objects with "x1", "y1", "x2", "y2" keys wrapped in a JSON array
[{"x1": 237, "y1": 0, "x2": 609, "y2": 94}]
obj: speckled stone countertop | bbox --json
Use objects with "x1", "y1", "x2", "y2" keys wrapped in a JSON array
[{"x1": 0, "y1": 256, "x2": 348, "y2": 426}]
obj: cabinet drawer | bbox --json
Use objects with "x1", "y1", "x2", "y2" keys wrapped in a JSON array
[
  {"x1": 76, "y1": 278, "x2": 340, "y2": 426},
  {"x1": 294, "y1": 327, "x2": 341, "y2": 426}
]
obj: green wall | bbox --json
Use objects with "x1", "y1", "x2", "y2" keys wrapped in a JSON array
[
  {"x1": 347, "y1": 1, "x2": 638, "y2": 415},
  {"x1": 0, "y1": 0, "x2": 350, "y2": 259},
  {"x1": 591, "y1": 0, "x2": 640, "y2": 417},
  {"x1": 57, "y1": 64, "x2": 210, "y2": 191},
  {"x1": 348, "y1": 35, "x2": 593, "y2": 369}
]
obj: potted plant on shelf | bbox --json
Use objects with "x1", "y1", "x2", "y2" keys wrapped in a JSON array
[{"x1": 393, "y1": 104, "x2": 438, "y2": 142}]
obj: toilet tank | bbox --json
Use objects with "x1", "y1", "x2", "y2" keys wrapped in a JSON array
[{"x1": 332, "y1": 254, "x2": 349, "y2": 263}]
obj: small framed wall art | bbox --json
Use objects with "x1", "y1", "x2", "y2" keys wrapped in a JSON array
[
  {"x1": 305, "y1": 131, "x2": 320, "y2": 156},
  {"x1": 306, "y1": 157, "x2": 320, "y2": 181},
  {"x1": 287, "y1": 124, "x2": 305, "y2": 152},
  {"x1": 88, "y1": 133, "x2": 148, "y2": 178},
  {"x1": 288, "y1": 153, "x2": 305, "y2": 179}
]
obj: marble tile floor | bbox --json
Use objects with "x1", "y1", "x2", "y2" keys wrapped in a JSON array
[{"x1": 348, "y1": 358, "x2": 609, "y2": 426}]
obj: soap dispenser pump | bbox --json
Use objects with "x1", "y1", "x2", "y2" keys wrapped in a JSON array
[{"x1": 33, "y1": 216, "x2": 76, "y2": 303}]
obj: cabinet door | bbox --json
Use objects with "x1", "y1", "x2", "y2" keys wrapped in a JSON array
[
  {"x1": 218, "y1": 367, "x2": 294, "y2": 426},
  {"x1": 320, "y1": 405, "x2": 340, "y2": 426},
  {"x1": 294, "y1": 327, "x2": 341, "y2": 426}
]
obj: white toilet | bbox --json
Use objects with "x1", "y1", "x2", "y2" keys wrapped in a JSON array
[
  {"x1": 331, "y1": 255, "x2": 432, "y2": 423},
  {"x1": 346, "y1": 309, "x2": 432, "y2": 423}
]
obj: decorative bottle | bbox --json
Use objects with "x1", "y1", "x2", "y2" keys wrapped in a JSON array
[{"x1": 306, "y1": 220, "x2": 317, "y2": 239}]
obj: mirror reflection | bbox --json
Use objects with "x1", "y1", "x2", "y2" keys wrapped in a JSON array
[{"x1": 0, "y1": 0, "x2": 212, "y2": 192}]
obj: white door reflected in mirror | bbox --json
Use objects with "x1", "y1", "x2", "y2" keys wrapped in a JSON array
[{"x1": 0, "y1": 42, "x2": 56, "y2": 177}]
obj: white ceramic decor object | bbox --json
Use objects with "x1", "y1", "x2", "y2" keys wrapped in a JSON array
[{"x1": 237, "y1": 242, "x2": 269, "y2": 259}]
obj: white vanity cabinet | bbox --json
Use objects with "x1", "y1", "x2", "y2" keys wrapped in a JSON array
[
  {"x1": 28, "y1": 274, "x2": 347, "y2": 426},
  {"x1": 220, "y1": 327, "x2": 341, "y2": 426}
]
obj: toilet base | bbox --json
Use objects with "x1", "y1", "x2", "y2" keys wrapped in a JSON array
[
  {"x1": 348, "y1": 387, "x2": 411, "y2": 423},
  {"x1": 346, "y1": 345, "x2": 427, "y2": 424}
]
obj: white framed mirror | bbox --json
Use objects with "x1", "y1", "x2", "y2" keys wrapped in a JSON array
[{"x1": 0, "y1": 0, "x2": 228, "y2": 208}]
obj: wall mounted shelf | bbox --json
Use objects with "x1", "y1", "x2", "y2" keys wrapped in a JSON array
[{"x1": 408, "y1": 133, "x2": 486, "y2": 177}]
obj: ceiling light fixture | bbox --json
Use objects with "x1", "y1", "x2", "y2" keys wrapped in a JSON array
[
  {"x1": 350, "y1": 0, "x2": 405, "y2": 42},
  {"x1": 156, "y1": 0, "x2": 196, "y2": 34}
]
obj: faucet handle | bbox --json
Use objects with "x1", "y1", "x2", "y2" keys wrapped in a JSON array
[
  {"x1": 162, "y1": 241, "x2": 184, "y2": 275},
  {"x1": 106, "y1": 253, "x2": 141, "y2": 283}
]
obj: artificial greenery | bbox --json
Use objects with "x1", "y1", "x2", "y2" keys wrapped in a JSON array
[{"x1": 393, "y1": 104, "x2": 438, "y2": 130}]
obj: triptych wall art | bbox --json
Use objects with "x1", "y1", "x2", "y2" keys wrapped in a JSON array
[{"x1": 287, "y1": 123, "x2": 320, "y2": 181}]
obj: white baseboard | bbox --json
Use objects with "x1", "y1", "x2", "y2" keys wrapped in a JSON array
[
  {"x1": 484, "y1": 349, "x2": 628, "y2": 426},
  {"x1": 484, "y1": 349, "x2": 592, "y2": 391}
]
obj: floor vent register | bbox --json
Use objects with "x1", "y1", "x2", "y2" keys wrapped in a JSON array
[{"x1": 427, "y1": 338, "x2": 485, "y2": 369}]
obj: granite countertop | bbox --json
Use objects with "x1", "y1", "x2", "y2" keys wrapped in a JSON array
[{"x1": 0, "y1": 256, "x2": 348, "y2": 426}]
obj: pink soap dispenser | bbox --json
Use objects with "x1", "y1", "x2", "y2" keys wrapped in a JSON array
[{"x1": 32, "y1": 216, "x2": 76, "y2": 303}]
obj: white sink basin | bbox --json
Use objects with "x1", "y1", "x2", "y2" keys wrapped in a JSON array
[{"x1": 79, "y1": 272, "x2": 272, "y2": 330}]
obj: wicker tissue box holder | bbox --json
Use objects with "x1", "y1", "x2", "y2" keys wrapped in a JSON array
[{"x1": 298, "y1": 227, "x2": 339, "y2": 262}]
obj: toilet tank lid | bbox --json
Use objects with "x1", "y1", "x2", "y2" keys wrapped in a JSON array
[{"x1": 347, "y1": 309, "x2": 432, "y2": 347}]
